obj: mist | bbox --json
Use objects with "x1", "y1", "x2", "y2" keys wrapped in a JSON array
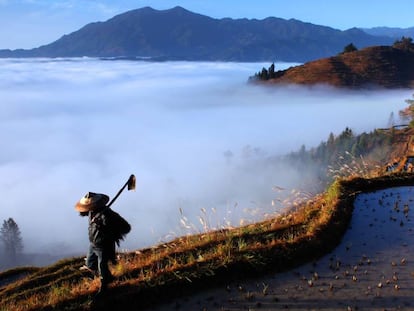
[{"x1": 0, "y1": 58, "x2": 411, "y2": 259}]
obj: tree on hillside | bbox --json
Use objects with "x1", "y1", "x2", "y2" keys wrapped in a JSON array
[
  {"x1": 252, "y1": 63, "x2": 282, "y2": 81},
  {"x1": 287, "y1": 126, "x2": 393, "y2": 185},
  {"x1": 259, "y1": 67, "x2": 269, "y2": 80},
  {"x1": 268, "y1": 63, "x2": 276, "y2": 79},
  {"x1": 393, "y1": 37, "x2": 414, "y2": 51},
  {"x1": 341, "y1": 43, "x2": 358, "y2": 54},
  {"x1": 0, "y1": 218, "x2": 23, "y2": 264},
  {"x1": 399, "y1": 93, "x2": 414, "y2": 127}
]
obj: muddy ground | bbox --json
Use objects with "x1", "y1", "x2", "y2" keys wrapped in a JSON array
[{"x1": 153, "y1": 186, "x2": 414, "y2": 311}]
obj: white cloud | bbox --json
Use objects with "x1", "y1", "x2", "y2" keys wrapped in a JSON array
[{"x1": 0, "y1": 59, "x2": 411, "y2": 257}]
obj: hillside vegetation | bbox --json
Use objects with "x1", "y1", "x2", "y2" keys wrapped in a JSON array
[
  {"x1": 252, "y1": 38, "x2": 414, "y2": 88},
  {"x1": 2, "y1": 124, "x2": 414, "y2": 310}
]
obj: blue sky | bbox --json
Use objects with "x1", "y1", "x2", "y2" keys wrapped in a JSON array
[{"x1": 0, "y1": 0, "x2": 413, "y2": 49}]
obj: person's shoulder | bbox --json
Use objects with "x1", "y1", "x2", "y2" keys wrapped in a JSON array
[
  {"x1": 102, "y1": 207, "x2": 119, "y2": 222},
  {"x1": 103, "y1": 207, "x2": 116, "y2": 216}
]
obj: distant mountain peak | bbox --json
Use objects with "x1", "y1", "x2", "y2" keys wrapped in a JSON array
[
  {"x1": 127, "y1": 6, "x2": 192, "y2": 15},
  {"x1": 130, "y1": 6, "x2": 156, "y2": 14},
  {"x1": 170, "y1": 6, "x2": 190, "y2": 11}
]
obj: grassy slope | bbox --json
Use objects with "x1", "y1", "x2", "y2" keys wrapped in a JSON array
[
  {"x1": 1, "y1": 130, "x2": 414, "y2": 311},
  {"x1": 260, "y1": 45, "x2": 414, "y2": 88}
]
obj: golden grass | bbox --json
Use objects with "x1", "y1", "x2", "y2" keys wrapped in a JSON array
[
  {"x1": 1, "y1": 126, "x2": 414, "y2": 311},
  {"x1": 0, "y1": 194, "x2": 326, "y2": 310},
  {"x1": 265, "y1": 45, "x2": 414, "y2": 88}
]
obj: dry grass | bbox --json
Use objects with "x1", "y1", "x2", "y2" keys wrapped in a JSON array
[
  {"x1": 4, "y1": 174, "x2": 414, "y2": 310},
  {"x1": 0, "y1": 186, "x2": 341, "y2": 310},
  {"x1": 2, "y1": 129, "x2": 414, "y2": 311},
  {"x1": 266, "y1": 45, "x2": 414, "y2": 88}
]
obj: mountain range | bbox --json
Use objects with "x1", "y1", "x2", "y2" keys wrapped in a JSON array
[
  {"x1": 0, "y1": 6, "x2": 409, "y2": 62},
  {"x1": 362, "y1": 27, "x2": 414, "y2": 39}
]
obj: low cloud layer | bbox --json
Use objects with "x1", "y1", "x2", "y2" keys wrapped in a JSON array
[{"x1": 0, "y1": 59, "x2": 410, "y2": 256}]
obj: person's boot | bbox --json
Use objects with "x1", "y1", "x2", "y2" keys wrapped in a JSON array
[
  {"x1": 94, "y1": 279, "x2": 108, "y2": 298},
  {"x1": 79, "y1": 265, "x2": 98, "y2": 279}
]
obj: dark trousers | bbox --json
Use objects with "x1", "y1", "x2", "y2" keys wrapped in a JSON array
[{"x1": 86, "y1": 244, "x2": 113, "y2": 287}]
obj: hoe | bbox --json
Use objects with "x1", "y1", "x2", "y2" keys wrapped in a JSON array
[{"x1": 107, "y1": 174, "x2": 136, "y2": 208}]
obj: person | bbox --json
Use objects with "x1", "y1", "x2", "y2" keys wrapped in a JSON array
[{"x1": 75, "y1": 192, "x2": 117, "y2": 296}]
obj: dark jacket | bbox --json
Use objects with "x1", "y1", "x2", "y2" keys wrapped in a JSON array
[{"x1": 88, "y1": 207, "x2": 114, "y2": 248}]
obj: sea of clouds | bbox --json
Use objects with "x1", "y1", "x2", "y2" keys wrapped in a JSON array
[{"x1": 0, "y1": 58, "x2": 411, "y2": 257}]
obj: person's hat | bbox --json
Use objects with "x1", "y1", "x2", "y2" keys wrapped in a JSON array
[{"x1": 75, "y1": 192, "x2": 109, "y2": 212}]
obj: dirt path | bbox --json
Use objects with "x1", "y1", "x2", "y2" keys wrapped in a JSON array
[{"x1": 153, "y1": 186, "x2": 414, "y2": 311}]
